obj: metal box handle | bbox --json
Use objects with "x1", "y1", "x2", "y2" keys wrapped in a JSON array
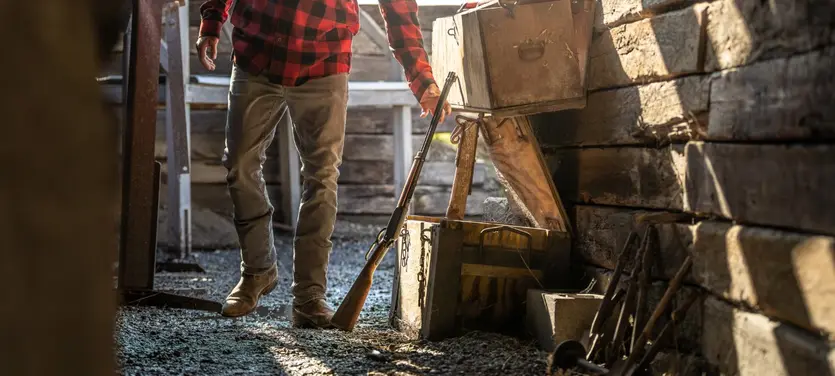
[{"x1": 477, "y1": 225, "x2": 533, "y2": 264}]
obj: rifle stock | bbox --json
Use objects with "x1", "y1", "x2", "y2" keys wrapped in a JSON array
[{"x1": 331, "y1": 72, "x2": 458, "y2": 331}]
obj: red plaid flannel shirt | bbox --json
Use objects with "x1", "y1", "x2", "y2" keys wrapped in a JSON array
[{"x1": 199, "y1": 0, "x2": 436, "y2": 100}]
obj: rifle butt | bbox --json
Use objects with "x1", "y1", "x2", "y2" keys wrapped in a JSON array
[{"x1": 331, "y1": 265, "x2": 375, "y2": 331}]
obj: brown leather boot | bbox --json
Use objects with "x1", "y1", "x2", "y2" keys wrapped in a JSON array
[
  {"x1": 221, "y1": 266, "x2": 278, "y2": 318},
  {"x1": 292, "y1": 298, "x2": 335, "y2": 329}
]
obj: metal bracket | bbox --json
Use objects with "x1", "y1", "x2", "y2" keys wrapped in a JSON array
[{"x1": 497, "y1": 0, "x2": 518, "y2": 17}]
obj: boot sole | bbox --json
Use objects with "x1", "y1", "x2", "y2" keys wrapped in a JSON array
[{"x1": 220, "y1": 278, "x2": 279, "y2": 318}]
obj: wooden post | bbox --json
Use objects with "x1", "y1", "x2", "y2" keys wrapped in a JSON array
[
  {"x1": 2, "y1": 0, "x2": 126, "y2": 373},
  {"x1": 120, "y1": 0, "x2": 167, "y2": 290},
  {"x1": 393, "y1": 105, "x2": 413, "y2": 206},
  {"x1": 445, "y1": 119, "x2": 479, "y2": 220},
  {"x1": 279, "y1": 111, "x2": 301, "y2": 228},
  {"x1": 163, "y1": 2, "x2": 192, "y2": 259},
  {"x1": 422, "y1": 220, "x2": 464, "y2": 340}
]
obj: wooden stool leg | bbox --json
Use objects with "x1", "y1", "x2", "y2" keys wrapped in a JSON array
[{"x1": 445, "y1": 118, "x2": 480, "y2": 220}]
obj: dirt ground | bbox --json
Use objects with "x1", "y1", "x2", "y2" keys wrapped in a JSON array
[{"x1": 116, "y1": 220, "x2": 550, "y2": 375}]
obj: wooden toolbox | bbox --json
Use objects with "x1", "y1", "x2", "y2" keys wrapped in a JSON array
[
  {"x1": 389, "y1": 216, "x2": 571, "y2": 340},
  {"x1": 431, "y1": 0, "x2": 596, "y2": 117}
]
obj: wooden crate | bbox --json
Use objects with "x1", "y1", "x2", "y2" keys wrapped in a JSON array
[
  {"x1": 389, "y1": 215, "x2": 571, "y2": 340},
  {"x1": 431, "y1": 0, "x2": 596, "y2": 117}
]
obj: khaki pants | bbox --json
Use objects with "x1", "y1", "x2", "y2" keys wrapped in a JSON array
[{"x1": 224, "y1": 64, "x2": 347, "y2": 303}]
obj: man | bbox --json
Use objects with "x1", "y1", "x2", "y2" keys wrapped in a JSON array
[{"x1": 196, "y1": 0, "x2": 450, "y2": 328}]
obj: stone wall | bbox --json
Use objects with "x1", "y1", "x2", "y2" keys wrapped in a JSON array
[{"x1": 527, "y1": 0, "x2": 835, "y2": 374}]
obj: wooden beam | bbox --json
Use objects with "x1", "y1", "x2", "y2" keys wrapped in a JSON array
[
  {"x1": 119, "y1": 0, "x2": 167, "y2": 290},
  {"x1": 445, "y1": 119, "x2": 479, "y2": 220},
  {"x1": 101, "y1": 79, "x2": 417, "y2": 106},
  {"x1": 162, "y1": 1, "x2": 192, "y2": 259}
]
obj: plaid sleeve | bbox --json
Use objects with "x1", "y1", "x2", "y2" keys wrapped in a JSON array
[
  {"x1": 198, "y1": 0, "x2": 229, "y2": 38},
  {"x1": 378, "y1": 0, "x2": 436, "y2": 101}
]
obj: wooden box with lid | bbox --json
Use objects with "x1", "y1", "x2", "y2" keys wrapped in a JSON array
[{"x1": 430, "y1": 0, "x2": 596, "y2": 117}]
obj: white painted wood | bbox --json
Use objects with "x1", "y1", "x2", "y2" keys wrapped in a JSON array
[
  {"x1": 102, "y1": 81, "x2": 418, "y2": 106},
  {"x1": 392, "y1": 105, "x2": 413, "y2": 207},
  {"x1": 159, "y1": 40, "x2": 169, "y2": 72},
  {"x1": 185, "y1": 79, "x2": 417, "y2": 106},
  {"x1": 163, "y1": 2, "x2": 193, "y2": 258},
  {"x1": 279, "y1": 111, "x2": 301, "y2": 228}
]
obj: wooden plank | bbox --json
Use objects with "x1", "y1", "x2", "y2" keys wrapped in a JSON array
[
  {"x1": 334, "y1": 184, "x2": 490, "y2": 215},
  {"x1": 157, "y1": 152, "x2": 481, "y2": 186},
  {"x1": 155, "y1": 108, "x2": 227, "y2": 134},
  {"x1": 684, "y1": 142, "x2": 835, "y2": 235},
  {"x1": 339, "y1": 160, "x2": 486, "y2": 185},
  {"x1": 575, "y1": 205, "x2": 835, "y2": 339},
  {"x1": 704, "y1": 0, "x2": 835, "y2": 72},
  {"x1": 391, "y1": 219, "x2": 437, "y2": 339},
  {"x1": 162, "y1": 2, "x2": 193, "y2": 257},
  {"x1": 484, "y1": 116, "x2": 571, "y2": 232},
  {"x1": 460, "y1": 264, "x2": 545, "y2": 279},
  {"x1": 422, "y1": 221, "x2": 465, "y2": 340},
  {"x1": 707, "y1": 47, "x2": 835, "y2": 141},
  {"x1": 530, "y1": 75, "x2": 710, "y2": 147},
  {"x1": 149, "y1": 106, "x2": 455, "y2": 135},
  {"x1": 546, "y1": 146, "x2": 688, "y2": 210},
  {"x1": 342, "y1": 134, "x2": 457, "y2": 161},
  {"x1": 587, "y1": 4, "x2": 707, "y2": 90},
  {"x1": 345, "y1": 106, "x2": 457, "y2": 134},
  {"x1": 692, "y1": 221, "x2": 835, "y2": 339},
  {"x1": 593, "y1": 0, "x2": 699, "y2": 32},
  {"x1": 552, "y1": 143, "x2": 835, "y2": 235},
  {"x1": 446, "y1": 119, "x2": 480, "y2": 220},
  {"x1": 702, "y1": 297, "x2": 835, "y2": 376},
  {"x1": 573, "y1": 205, "x2": 689, "y2": 276},
  {"x1": 103, "y1": 79, "x2": 420, "y2": 106}
]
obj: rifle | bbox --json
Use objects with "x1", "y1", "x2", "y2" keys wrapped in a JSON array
[{"x1": 331, "y1": 72, "x2": 458, "y2": 331}]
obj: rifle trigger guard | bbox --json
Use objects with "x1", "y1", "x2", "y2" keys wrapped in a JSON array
[{"x1": 365, "y1": 228, "x2": 386, "y2": 260}]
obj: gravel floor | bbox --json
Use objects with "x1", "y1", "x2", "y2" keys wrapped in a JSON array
[{"x1": 116, "y1": 220, "x2": 550, "y2": 375}]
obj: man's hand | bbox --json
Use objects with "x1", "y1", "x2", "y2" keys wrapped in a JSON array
[
  {"x1": 196, "y1": 36, "x2": 219, "y2": 71},
  {"x1": 419, "y1": 83, "x2": 452, "y2": 124}
]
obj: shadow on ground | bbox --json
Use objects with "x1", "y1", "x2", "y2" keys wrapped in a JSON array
[{"x1": 117, "y1": 221, "x2": 548, "y2": 375}]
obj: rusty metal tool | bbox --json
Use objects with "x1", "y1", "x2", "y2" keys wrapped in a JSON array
[
  {"x1": 586, "y1": 231, "x2": 640, "y2": 359},
  {"x1": 606, "y1": 226, "x2": 654, "y2": 365},
  {"x1": 550, "y1": 340, "x2": 651, "y2": 376},
  {"x1": 621, "y1": 255, "x2": 693, "y2": 374},
  {"x1": 631, "y1": 292, "x2": 701, "y2": 375},
  {"x1": 630, "y1": 225, "x2": 658, "y2": 351}
]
